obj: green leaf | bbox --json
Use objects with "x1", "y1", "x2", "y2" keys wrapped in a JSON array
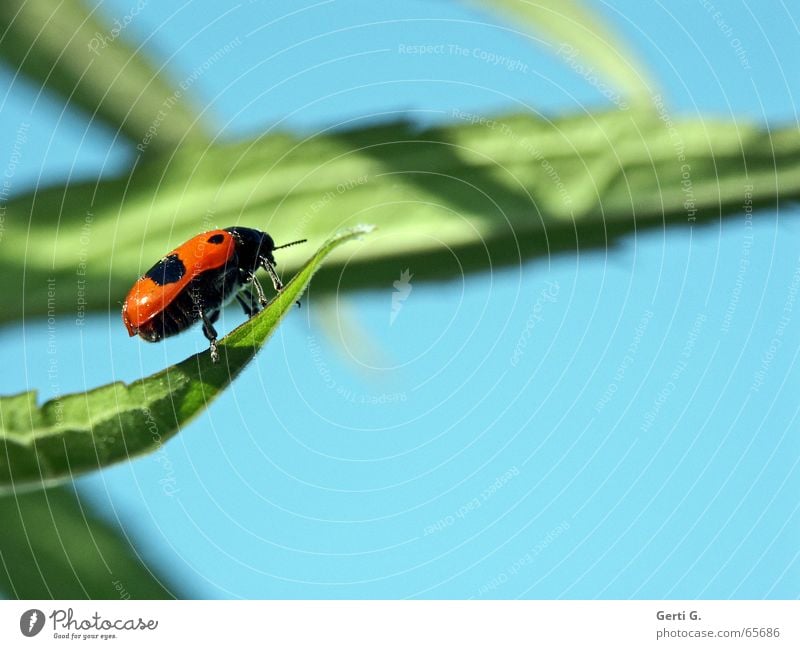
[
  {"x1": 470, "y1": 0, "x2": 655, "y2": 102},
  {"x1": 1, "y1": 108, "x2": 798, "y2": 323},
  {"x1": 0, "y1": 0, "x2": 209, "y2": 151},
  {"x1": 0, "y1": 485, "x2": 180, "y2": 598},
  {"x1": 0, "y1": 226, "x2": 371, "y2": 491}
]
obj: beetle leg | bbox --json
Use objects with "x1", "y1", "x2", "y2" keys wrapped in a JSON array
[
  {"x1": 257, "y1": 267, "x2": 301, "y2": 309},
  {"x1": 236, "y1": 287, "x2": 260, "y2": 317},
  {"x1": 188, "y1": 286, "x2": 220, "y2": 363},
  {"x1": 251, "y1": 275, "x2": 270, "y2": 307},
  {"x1": 264, "y1": 262, "x2": 283, "y2": 293},
  {"x1": 236, "y1": 293, "x2": 255, "y2": 317},
  {"x1": 200, "y1": 311, "x2": 219, "y2": 363}
]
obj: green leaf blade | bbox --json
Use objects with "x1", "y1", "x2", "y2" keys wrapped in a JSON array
[
  {"x1": 470, "y1": 0, "x2": 656, "y2": 102},
  {"x1": 0, "y1": 486, "x2": 181, "y2": 598},
  {"x1": 2, "y1": 110, "x2": 798, "y2": 323},
  {"x1": 0, "y1": 0, "x2": 209, "y2": 151}
]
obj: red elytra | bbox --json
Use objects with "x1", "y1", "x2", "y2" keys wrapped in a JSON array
[{"x1": 122, "y1": 229, "x2": 237, "y2": 335}]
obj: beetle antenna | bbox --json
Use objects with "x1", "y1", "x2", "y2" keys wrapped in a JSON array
[{"x1": 273, "y1": 238, "x2": 307, "y2": 250}]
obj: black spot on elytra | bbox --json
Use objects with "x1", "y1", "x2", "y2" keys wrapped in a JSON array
[
  {"x1": 208, "y1": 234, "x2": 225, "y2": 244},
  {"x1": 145, "y1": 253, "x2": 186, "y2": 285}
]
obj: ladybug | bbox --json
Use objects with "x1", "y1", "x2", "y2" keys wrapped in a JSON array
[{"x1": 122, "y1": 227, "x2": 306, "y2": 362}]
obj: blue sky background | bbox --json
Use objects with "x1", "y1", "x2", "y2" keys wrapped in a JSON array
[{"x1": 1, "y1": 0, "x2": 798, "y2": 598}]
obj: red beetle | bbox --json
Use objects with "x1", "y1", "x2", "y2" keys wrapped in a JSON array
[{"x1": 122, "y1": 227, "x2": 305, "y2": 362}]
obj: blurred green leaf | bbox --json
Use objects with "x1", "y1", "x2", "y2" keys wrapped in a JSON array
[
  {"x1": 0, "y1": 0, "x2": 208, "y2": 151},
  {"x1": 0, "y1": 226, "x2": 370, "y2": 490},
  {"x1": 0, "y1": 485, "x2": 178, "y2": 598},
  {"x1": 1, "y1": 108, "x2": 797, "y2": 323},
  {"x1": 471, "y1": 0, "x2": 655, "y2": 102}
]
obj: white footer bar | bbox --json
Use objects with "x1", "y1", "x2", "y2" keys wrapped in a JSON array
[{"x1": 1, "y1": 600, "x2": 796, "y2": 648}]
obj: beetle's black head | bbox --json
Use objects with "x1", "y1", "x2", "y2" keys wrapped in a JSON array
[
  {"x1": 225, "y1": 226, "x2": 306, "y2": 274},
  {"x1": 225, "y1": 226, "x2": 276, "y2": 272}
]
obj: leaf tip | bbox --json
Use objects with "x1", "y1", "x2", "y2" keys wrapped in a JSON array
[
  {"x1": 324, "y1": 223, "x2": 376, "y2": 247},
  {"x1": 347, "y1": 223, "x2": 377, "y2": 238}
]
